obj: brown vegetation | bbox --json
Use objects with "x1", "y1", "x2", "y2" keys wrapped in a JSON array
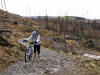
[{"x1": 35, "y1": 16, "x2": 100, "y2": 38}]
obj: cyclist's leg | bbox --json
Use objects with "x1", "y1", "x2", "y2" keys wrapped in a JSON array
[
  {"x1": 37, "y1": 44, "x2": 41, "y2": 58},
  {"x1": 34, "y1": 44, "x2": 37, "y2": 58}
]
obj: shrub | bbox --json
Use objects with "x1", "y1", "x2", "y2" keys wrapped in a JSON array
[
  {"x1": 0, "y1": 37, "x2": 12, "y2": 47},
  {"x1": 13, "y1": 21, "x2": 18, "y2": 25},
  {"x1": 18, "y1": 26, "x2": 35, "y2": 32},
  {"x1": 72, "y1": 31, "x2": 84, "y2": 38}
]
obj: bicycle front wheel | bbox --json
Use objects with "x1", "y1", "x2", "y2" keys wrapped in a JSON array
[{"x1": 25, "y1": 52, "x2": 33, "y2": 63}]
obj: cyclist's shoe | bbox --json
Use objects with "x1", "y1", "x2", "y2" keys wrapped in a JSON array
[{"x1": 38, "y1": 55, "x2": 40, "y2": 59}]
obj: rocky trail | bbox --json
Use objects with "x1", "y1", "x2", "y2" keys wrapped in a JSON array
[{"x1": 0, "y1": 39, "x2": 86, "y2": 75}]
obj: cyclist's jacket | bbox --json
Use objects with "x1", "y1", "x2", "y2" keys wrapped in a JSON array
[{"x1": 26, "y1": 34, "x2": 41, "y2": 45}]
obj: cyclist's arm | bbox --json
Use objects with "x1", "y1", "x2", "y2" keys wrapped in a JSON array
[
  {"x1": 26, "y1": 34, "x2": 34, "y2": 41},
  {"x1": 36, "y1": 35, "x2": 40, "y2": 43}
]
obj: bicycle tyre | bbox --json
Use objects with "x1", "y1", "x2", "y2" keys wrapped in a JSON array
[
  {"x1": 25, "y1": 52, "x2": 30, "y2": 63},
  {"x1": 25, "y1": 52, "x2": 33, "y2": 63}
]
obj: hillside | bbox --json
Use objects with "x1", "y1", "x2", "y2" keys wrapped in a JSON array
[
  {"x1": 0, "y1": 10, "x2": 36, "y2": 71},
  {"x1": 0, "y1": 10, "x2": 59, "y2": 72},
  {"x1": 0, "y1": 10, "x2": 100, "y2": 75}
]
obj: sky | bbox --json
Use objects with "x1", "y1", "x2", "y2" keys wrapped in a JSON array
[{"x1": 0, "y1": 0, "x2": 100, "y2": 19}]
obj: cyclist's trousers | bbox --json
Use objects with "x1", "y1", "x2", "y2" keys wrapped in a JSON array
[{"x1": 34, "y1": 44, "x2": 41, "y2": 54}]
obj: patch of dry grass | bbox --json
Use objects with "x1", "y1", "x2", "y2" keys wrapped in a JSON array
[{"x1": 82, "y1": 59, "x2": 100, "y2": 75}]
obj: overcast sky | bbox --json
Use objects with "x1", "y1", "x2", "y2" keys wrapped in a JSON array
[{"x1": 0, "y1": 0, "x2": 100, "y2": 19}]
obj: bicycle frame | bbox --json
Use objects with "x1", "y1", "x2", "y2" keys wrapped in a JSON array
[{"x1": 25, "y1": 43, "x2": 34, "y2": 63}]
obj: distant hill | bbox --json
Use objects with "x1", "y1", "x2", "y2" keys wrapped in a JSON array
[
  {"x1": 28, "y1": 16, "x2": 86, "y2": 21},
  {"x1": 74, "y1": 16, "x2": 86, "y2": 20}
]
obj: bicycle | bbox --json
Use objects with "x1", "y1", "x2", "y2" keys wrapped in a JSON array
[{"x1": 23, "y1": 40, "x2": 34, "y2": 63}]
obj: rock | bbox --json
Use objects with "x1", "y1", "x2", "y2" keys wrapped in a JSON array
[
  {"x1": 64, "y1": 35, "x2": 71, "y2": 39},
  {"x1": 65, "y1": 35, "x2": 81, "y2": 40},
  {"x1": 68, "y1": 52, "x2": 73, "y2": 56}
]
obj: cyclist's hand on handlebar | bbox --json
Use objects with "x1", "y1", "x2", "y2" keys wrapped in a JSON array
[{"x1": 23, "y1": 40, "x2": 28, "y2": 42}]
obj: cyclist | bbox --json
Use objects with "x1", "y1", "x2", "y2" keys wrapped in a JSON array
[{"x1": 24, "y1": 31, "x2": 41, "y2": 59}]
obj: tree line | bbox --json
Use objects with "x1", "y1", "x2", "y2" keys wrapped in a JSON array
[{"x1": 33, "y1": 16, "x2": 100, "y2": 38}]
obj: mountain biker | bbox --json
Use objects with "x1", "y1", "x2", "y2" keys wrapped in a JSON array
[{"x1": 23, "y1": 31, "x2": 41, "y2": 59}]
